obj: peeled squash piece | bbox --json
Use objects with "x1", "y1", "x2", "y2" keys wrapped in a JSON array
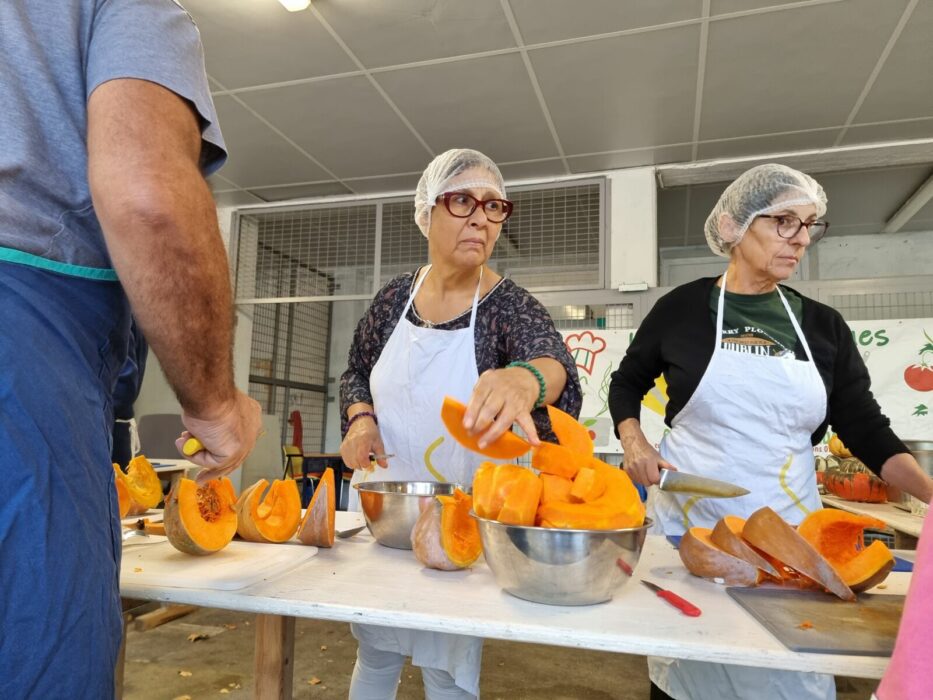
[
  {"x1": 679, "y1": 527, "x2": 762, "y2": 586},
  {"x1": 531, "y1": 441, "x2": 587, "y2": 479},
  {"x1": 236, "y1": 478, "x2": 302, "y2": 543},
  {"x1": 441, "y1": 397, "x2": 531, "y2": 460},
  {"x1": 569, "y1": 466, "x2": 607, "y2": 503},
  {"x1": 497, "y1": 470, "x2": 542, "y2": 526},
  {"x1": 411, "y1": 488, "x2": 483, "y2": 570},
  {"x1": 710, "y1": 515, "x2": 781, "y2": 579},
  {"x1": 537, "y1": 458, "x2": 645, "y2": 530},
  {"x1": 472, "y1": 463, "x2": 534, "y2": 520},
  {"x1": 163, "y1": 478, "x2": 238, "y2": 555},
  {"x1": 546, "y1": 405, "x2": 594, "y2": 457},
  {"x1": 113, "y1": 464, "x2": 132, "y2": 519},
  {"x1": 539, "y1": 473, "x2": 573, "y2": 505},
  {"x1": 797, "y1": 509, "x2": 894, "y2": 592},
  {"x1": 297, "y1": 468, "x2": 335, "y2": 547},
  {"x1": 742, "y1": 506, "x2": 855, "y2": 601},
  {"x1": 116, "y1": 455, "x2": 163, "y2": 510}
]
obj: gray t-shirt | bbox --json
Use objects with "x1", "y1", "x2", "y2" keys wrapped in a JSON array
[{"x1": 0, "y1": 0, "x2": 225, "y2": 277}]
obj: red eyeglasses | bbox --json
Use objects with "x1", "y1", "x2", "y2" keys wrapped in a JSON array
[{"x1": 439, "y1": 192, "x2": 514, "y2": 223}]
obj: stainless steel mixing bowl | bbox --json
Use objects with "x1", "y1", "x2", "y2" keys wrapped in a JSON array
[
  {"x1": 474, "y1": 514, "x2": 652, "y2": 605},
  {"x1": 354, "y1": 481, "x2": 465, "y2": 549}
]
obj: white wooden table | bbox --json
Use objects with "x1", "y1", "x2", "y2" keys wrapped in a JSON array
[
  {"x1": 822, "y1": 494, "x2": 925, "y2": 547},
  {"x1": 120, "y1": 513, "x2": 907, "y2": 698}
]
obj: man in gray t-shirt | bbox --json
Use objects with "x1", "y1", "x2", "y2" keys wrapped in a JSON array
[{"x1": 0, "y1": 2, "x2": 261, "y2": 695}]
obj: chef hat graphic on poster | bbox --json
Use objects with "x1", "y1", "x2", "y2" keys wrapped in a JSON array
[{"x1": 564, "y1": 331, "x2": 607, "y2": 376}]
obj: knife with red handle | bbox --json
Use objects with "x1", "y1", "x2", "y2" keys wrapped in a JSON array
[{"x1": 641, "y1": 580, "x2": 702, "y2": 617}]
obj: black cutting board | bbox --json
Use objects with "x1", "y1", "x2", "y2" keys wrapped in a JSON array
[{"x1": 727, "y1": 587, "x2": 904, "y2": 656}]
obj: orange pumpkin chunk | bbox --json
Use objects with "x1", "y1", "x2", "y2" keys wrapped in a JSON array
[
  {"x1": 531, "y1": 441, "x2": 587, "y2": 479},
  {"x1": 164, "y1": 477, "x2": 238, "y2": 555},
  {"x1": 546, "y1": 405, "x2": 593, "y2": 457},
  {"x1": 441, "y1": 397, "x2": 531, "y2": 460},
  {"x1": 569, "y1": 466, "x2": 607, "y2": 503},
  {"x1": 539, "y1": 473, "x2": 573, "y2": 505},
  {"x1": 412, "y1": 488, "x2": 483, "y2": 570},
  {"x1": 236, "y1": 478, "x2": 302, "y2": 543}
]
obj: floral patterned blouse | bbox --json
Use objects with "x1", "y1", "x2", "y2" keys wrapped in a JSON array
[{"x1": 339, "y1": 269, "x2": 582, "y2": 440}]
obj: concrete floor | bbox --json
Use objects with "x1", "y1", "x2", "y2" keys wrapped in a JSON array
[{"x1": 122, "y1": 607, "x2": 878, "y2": 699}]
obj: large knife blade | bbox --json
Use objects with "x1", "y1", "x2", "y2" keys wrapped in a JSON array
[{"x1": 658, "y1": 469, "x2": 749, "y2": 498}]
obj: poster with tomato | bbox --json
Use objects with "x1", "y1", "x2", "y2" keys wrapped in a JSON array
[{"x1": 563, "y1": 317, "x2": 933, "y2": 455}]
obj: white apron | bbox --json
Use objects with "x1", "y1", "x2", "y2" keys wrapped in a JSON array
[
  {"x1": 350, "y1": 264, "x2": 486, "y2": 697},
  {"x1": 648, "y1": 272, "x2": 833, "y2": 700}
]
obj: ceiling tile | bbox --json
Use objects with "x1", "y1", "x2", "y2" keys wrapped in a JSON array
[
  {"x1": 498, "y1": 159, "x2": 568, "y2": 181},
  {"x1": 695, "y1": 130, "x2": 840, "y2": 160},
  {"x1": 212, "y1": 189, "x2": 267, "y2": 206},
  {"x1": 345, "y1": 173, "x2": 422, "y2": 195},
  {"x1": 508, "y1": 0, "x2": 702, "y2": 44},
  {"x1": 212, "y1": 96, "x2": 331, "y2": 188},
  {"x1": 237, "y1": 77, "x2": 430, "y2": 179},
  {"x1": 851, "y1": 0, "x2": 933, "y2": 123},
  {"x1": 531, "y1": 25, "x2": 701, "y2": 154},
  {"x1": 248, "y1": 182, "x2": 353, "y2": 202},
  {"x1": 376, "y1": 53, "x2": 559, "y2": 163},
  {"x1": 700, "y1": 0, "x2": 911, "y2": 140},
  {"x1": 711, "y1": 0, "x2": 817, "y2": 14},
  {"x1": 569, "y1": 145, "x2": 693, "y2": 173},
  {"x1": 841, "y1": 119, "x2": 933, "y2": 145},
  {"x1": 184, "y1": 0, "x2": 356, "y2": 89},
  {"x1": 315, "y1": 0, "x2": 515, "y2": 68}
]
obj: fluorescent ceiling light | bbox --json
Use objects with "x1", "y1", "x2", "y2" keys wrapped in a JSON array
[{"x1": 278, "y1": 0, "x2": 310, "y2": 11}]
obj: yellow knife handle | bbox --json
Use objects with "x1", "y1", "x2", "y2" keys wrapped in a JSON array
[{"x1": 182, "y1": 437, "x2": 204, "y2": 457}]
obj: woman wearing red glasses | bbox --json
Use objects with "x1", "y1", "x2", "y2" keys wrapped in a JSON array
[
  {"x1": 609, "y1": 163, "x2": 932, "y2": 700},
  {"x1": 339, "y1": 148, "x2": 581, "y2": 699}
]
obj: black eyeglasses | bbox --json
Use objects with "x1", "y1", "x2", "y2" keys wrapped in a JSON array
[
  {"x1": 439, "y1": 192, "x2": 514, "y2": 223},
  {"x1": 756, "y1": 214, "x2": 829, "y2": 243}
]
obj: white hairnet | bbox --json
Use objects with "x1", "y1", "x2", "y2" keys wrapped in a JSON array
[
  {"x1": 704, "y1": 163, "x2": 828, "y2": 257},
  {"x1": 414, "y1": 148, "x2": 507, "y2": 238}
]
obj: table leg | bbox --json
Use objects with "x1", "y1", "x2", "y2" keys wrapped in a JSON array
[{"x1": 254, "y1": 613, "x2": 295, "y2": 699}]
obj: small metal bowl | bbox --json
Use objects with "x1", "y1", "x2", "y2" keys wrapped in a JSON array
[
  {"x1": 354, "y1": 481, "x2": 466, "y2": 550},
  {"x1": 473, "y1": 514, "x2": 652, "y2": 606}
]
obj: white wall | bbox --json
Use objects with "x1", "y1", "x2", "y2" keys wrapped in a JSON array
[
  {"x1": 606, "y1": 167, "x2": 658, "y2": 290},
  {"x1": 659, "y1": 229, "x2": 933, "y2": 286}
]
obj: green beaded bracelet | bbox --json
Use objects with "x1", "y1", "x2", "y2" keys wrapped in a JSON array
[{"x1": 507, "y1": 360, "x2": 547, "y2": 410}]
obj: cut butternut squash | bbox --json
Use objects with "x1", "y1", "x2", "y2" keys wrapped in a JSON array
[
  {"x1": 116, "y1": 455, "x2": 163, "y2": 510},
  {"x1": 709, "y1": 515, "x2": 781, "y2": 579},
  {"x1": 498, "y1": 470, "x2": 542, "y2": 526},
  {"x1": 536, "y1": 458, "x2": 645, "y2": 530},
  {"x1": 797, "y1": 509, "x2": 894, "y2": 592},
  {"x1": 411, "y1": 488, "x2": 482, "y2": 570},
  {"x1": 569, "y1": 466, "x2": 607, "y2": 503},
  {"x1": 531, "y1": 441, "x2": 587, "y2": 479},
  {"x1": 679, "y1": 527, "x2": 762, "y2": 586},
  {"x1": 236, "y1": 478, "x2": 302, "y2": 543},
  {"x1": 472, "y1": 463, "x2": 534, "y2": 520},
  {"x1": 163, "y1": 477, "x2": 238, "y2": 555},
  {"x1": 113, "y1": 464, "x2": 132, "y2": 519},
  {"x1": 546, "y1": 405, "x2": 593, "y2": 457},
  {"x1": 742, "y1": 506, "x2": 855, "y2": 601},
  {"x1": 538, "y1": 473, "x2": 573, "y2": 505},
  {"x1": 297, "y1": 468, "x2": 335, "y2": 547},
  {"x1": 440, "y1": 396, "x2": 531, "y2": 460}
]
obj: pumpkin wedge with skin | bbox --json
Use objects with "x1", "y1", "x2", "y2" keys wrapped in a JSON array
[
  {"x1": 236, "y1": 478, "x2": 302, "y2": 543},
  {"x1": 411, "y1": 488, "x2": 482, "y2": 570},
  {"x1": 679, "y1": 527, "x2": 762, "y2": 586},
  {"x1": 441, "y1": 397, "x2": 531, "y2": 460},
  {"x1": 163, "y1": 477, "x2": 238, "y2": 555},
  {"x1": 742, "y1": 506, "x2": 855, "y2": 601},
  {"x1": 297, "y1": 468, "x2": 335, "y2": 547},
  {"x1": 797, "y1": 509, "x2": 895, "y2": 592},
  {"x1": 710, "y1": 515, "x2": 781, "y2": 579},
  {"x1": 546, "y1": 405, "x2": 594, "y2": 457},
  {"x1": 113, "y1": 464, "x2": 132, "y2": 519},
  {"x1": 823, "y1": 459, "x2": 887, "y2": 503},
  {"x1": 116, "y1": 455, "x2": 163, "y2": 511},
  {"x1": 539, "y1": 473, "x2": 573, "y2": 505}
]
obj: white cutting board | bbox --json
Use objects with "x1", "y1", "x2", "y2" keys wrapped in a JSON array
[{"x1": 121, "y1": 540, "x2": 318, "y2": 591}]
